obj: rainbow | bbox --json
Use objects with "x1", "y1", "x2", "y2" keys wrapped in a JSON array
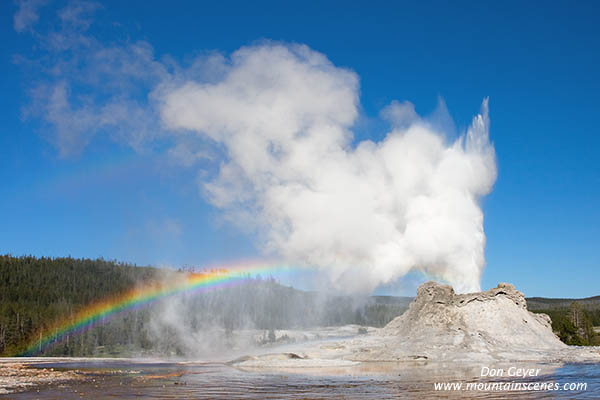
[{"x1": 20, "y1": 261, "x2": 301, "y2": 356}]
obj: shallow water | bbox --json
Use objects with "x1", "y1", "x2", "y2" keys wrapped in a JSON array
[{"x1": 4, "y1": 360, "x2": 600, "y2": 399}]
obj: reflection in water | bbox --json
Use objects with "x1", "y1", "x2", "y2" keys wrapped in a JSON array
[{"x1": 4, "y1": 360, "x2": 600, "y2": 399}]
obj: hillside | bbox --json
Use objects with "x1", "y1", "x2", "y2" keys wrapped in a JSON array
[
  {"x1": 526, "y1": 295, "x2": 600, "y2": 345},
  {"x1": 0, "y1": 255, "x2": 162, "y2": 356},
  {"x1": 0, "y1": 255, "x2": 408, "y2": 357},
  {"x1": 527, "y1": 296, "x2": 600, "y2": 310},
  {"x1": 3, "y1": 254, "x2": 596, "y2": 357}
]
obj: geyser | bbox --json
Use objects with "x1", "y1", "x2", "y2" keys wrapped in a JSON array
[
  {"x1": 232, "y1": 281, "x2": 600, "y2": 366},
  {"x1": 161, "y1": 43, "x2": 497, "y2": 293}
]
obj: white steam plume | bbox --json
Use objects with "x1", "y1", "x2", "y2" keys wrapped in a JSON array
[{"x1": 160, "y1": 44, "x2": 497, "y2": 294}]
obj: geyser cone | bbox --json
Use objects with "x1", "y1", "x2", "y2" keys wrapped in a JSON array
[{"x1": 381, "y1": 282, "x2": 564, "y2": 355}]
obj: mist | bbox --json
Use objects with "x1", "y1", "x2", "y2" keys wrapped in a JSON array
[
  {"x1": 11, "y1": 2, "x2": 501, "y2": 362},
  {"x1": 142, "y1": 273, "x2": 410, "y2": 358},
  {"x1": 16, "y1": 0, "x2": 497, "y2": 294},
  {"x1": 161, "y1": 44, "x2": 497, "y2": 294}
]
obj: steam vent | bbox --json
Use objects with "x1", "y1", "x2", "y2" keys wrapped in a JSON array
[{"x1": 340, "y1": 282, "x2": 600, "y2": 363}]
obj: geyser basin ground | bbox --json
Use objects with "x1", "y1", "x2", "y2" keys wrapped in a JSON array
[
  {"x1": 2, "y1": 282, "x2": 599, "y2": 398},
  {"x1": 232, "y1": 282, "x2": 600, "y2": 366},
  {"x1": 2, "y1": 358, "x2": 599, "y2": 398}
]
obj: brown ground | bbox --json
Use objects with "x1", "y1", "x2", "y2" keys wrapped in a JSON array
[{"x1": 0, "y1": 362, "x2": 87, "y2": 395}]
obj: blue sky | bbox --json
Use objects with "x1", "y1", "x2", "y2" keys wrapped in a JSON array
[{"x1": 1, "y1": 0, "x2": 598, "y2": 297}]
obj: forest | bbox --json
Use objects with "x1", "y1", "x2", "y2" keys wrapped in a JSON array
[
  {"x1": 528, "y1": 297, "x2": 600, "y2": 346},
  {"x1": 2, "y1": 255, "x2": 597, "y2": 357},
  {"x1": 0, "y1": 255, "x2": 409, "y2": 357}
]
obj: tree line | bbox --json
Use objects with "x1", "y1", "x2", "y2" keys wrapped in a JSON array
[
  {"x1": 0, "y1": 255, "x2": 408, "y2": 357},
  {"x1": 6, "y1": 254, "x2": 592, "y2": 357},
  {"x1": 531, "y1": 304, "x2": 600, "y2": 346}
]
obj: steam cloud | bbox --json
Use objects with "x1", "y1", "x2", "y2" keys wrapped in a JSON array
[
  {"x1": 14, "y1": 1, "x2": 496, "y2": 293},
  {"x1": 160, "y1": 44, "x2": 497, "y2": 293}
]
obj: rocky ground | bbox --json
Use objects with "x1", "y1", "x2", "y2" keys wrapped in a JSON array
[
  {"x1": 232, "y1": 282, "x2": 600, "y2": 368},
  {"x1": 0, "y1": 357, "x2": 181, "y2": 395},
  {"x1": 3, "y1": 282, "x2": 599, "y2": 393},
  {"x1": 0, "y1": 361, "x2": 86, "y2": 395}
]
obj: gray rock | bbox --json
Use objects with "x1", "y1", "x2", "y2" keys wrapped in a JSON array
[
  {"x1": 331, "y1": 281, "x2": 600, "y2": 363},
  {"x1": 233, "y1": 281, "x2": 600, "y2": 367}
]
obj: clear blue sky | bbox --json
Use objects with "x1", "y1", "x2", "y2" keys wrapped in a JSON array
[{"x1": 1, "y1": 0, "x2": 598, "y2": 297}]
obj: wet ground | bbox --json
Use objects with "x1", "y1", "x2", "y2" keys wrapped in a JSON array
[{"x1": 1, "y1": 359, "x2": 599, "y2": 399}]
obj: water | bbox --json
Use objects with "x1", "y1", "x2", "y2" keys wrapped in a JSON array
[{"x1": 3, "y1": 360, "x2": 599, "y2": 399}]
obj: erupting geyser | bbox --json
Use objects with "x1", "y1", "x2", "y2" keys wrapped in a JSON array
[{"x1": 161, "y1": 43, "x2": 498, "y2": 293}]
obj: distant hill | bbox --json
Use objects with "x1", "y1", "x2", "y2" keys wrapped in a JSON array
[
  {"x1": 2, "y1": 254, "x2": 596, "y2": 357},
  {"x1": 525, "y1": 295, "x2": 600, "y2": 346},
  {"x1": 370, "y1": 295, "x2": 413, "y2": 306},
  {"x1": 0, "y1": 255, "x2": 160, "y2": 356},
  {"x1": 0, "y1": 255, "x2": 409, "y2": 357},
  {"x1": 526, "y1": 296, "x2": 600, "y2": 310}
]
